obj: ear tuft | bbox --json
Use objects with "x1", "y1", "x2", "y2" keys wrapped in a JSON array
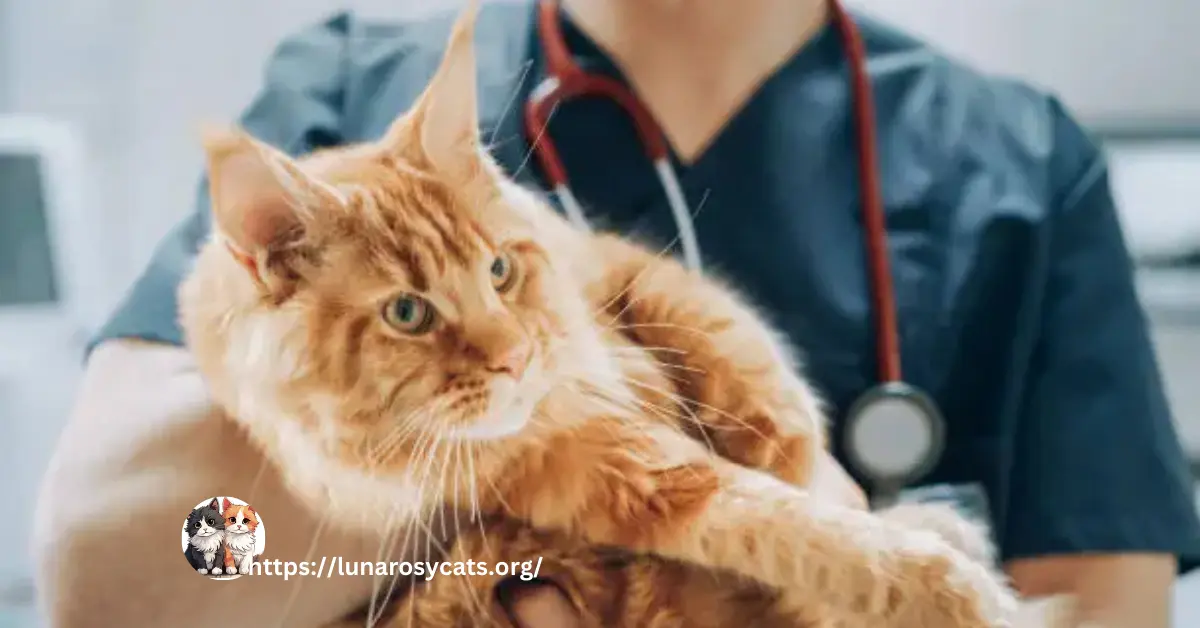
[
  {"x1": 204, "y1": 127, "x2": 306, "y2": 254},
  {"x1": 385, "y1": 0, "x2": 482, "y2": 178},
  {"x1": 201, "y1": 125, "x2": 347, "y2": 294}
]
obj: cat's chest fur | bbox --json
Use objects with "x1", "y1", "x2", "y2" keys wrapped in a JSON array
[
  {"x1": 220, "y1": 312, "x2": 430, "y2": 529},
  {"x1": 190, "y1": 533, "x2": 222, "y2": 555},
  {"x1": 226, "y1": 531, "x2": 255, "y2": 555}
]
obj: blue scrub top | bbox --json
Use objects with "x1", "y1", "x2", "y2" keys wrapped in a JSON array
[{"x1": 94, "y1": 2, "x2": 1200, "y2": 570}]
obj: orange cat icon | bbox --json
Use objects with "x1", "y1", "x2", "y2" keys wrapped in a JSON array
[{"x1": 221, "y1": 498, "x2": 260, "y2": 575}]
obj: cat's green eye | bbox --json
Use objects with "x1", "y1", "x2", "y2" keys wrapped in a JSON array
[
  {"x1": 382, "y1": 294, "x2": 436, "y2": 334},
  {"x1": 490, "y1": 251, "x2": 518, "y2": 292}
]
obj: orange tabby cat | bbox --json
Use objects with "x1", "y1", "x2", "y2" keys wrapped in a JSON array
[
  {"x1": 178, "y1": 2, "x2": 1022, "y2": 626},
  {"x1": 221, "y1": 498, "x2": 260, "y2": 576}
]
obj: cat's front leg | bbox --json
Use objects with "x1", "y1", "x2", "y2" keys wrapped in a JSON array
[
  {"x1": 208, "y1": 553, "x2": 223, "y2": 576},
  {"x1": 204, "y1": 553, "x2": 216, "y2": 575},
  {"x1": 589, "y1": 234, "x2": 824, "y2": 486},
  {"x1": 238, "y1": 553, "x2": 253, "y2": 575},
  {"x1": 496, "y1": 420, "x2": 1016, "y2": 628},
  {"x1": 223, "y1": 544, "x2": 236, "y2": 575}
]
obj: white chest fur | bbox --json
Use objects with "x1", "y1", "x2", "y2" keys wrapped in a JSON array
[
  {"x1": 221, "y1": 311, "x2": 449, "y2": 531},
  {"x1": 190, "y1": 533, "x2": 222, "y2": 555},
  {"x1": 225, "y1": 530, "x2": 255, "y2": 555}
]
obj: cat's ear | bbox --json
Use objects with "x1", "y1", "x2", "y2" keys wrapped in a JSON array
[
  {"x1": 386, "y1": 0, "x2": 483, "y2": 179},
  {"x1": 208, "y1": 498, "x2": 221, "y2": 511},
  {"x1": 221, "y1": 497, "x2": 232, "y2": 512},
  {"x1": 202, "y1": 126, "x2": 344, "y2": 285}
]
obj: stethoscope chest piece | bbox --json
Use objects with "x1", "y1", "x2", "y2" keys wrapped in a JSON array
[{"x1": 842, "y1": 381, "x2": 946, "y2": 500}]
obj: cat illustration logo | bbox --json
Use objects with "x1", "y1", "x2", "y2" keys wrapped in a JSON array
[{"x1": 181, "y1": 496, "x2": 266, "y2": 580}]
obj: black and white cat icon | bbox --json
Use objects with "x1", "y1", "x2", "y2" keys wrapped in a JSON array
[
  {"x1": 182, "y1": 498, "x2": 226, "y2": 576},
  {"x1": 181, "y1": 496, "x2": 267, "y2": 579}
]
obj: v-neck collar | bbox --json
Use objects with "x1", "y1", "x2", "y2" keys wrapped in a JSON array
[
  {"x1": 477, "y1": 4, "x2": 625, "y2": 185},
  {"x1": 479, "y1": 2, "x2": 846, "y2": 223}
]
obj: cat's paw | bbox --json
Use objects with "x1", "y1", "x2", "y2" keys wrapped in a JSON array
[
  {"x1": 239, "y1": 565, "x2": 250, "y2": 575},
  {"x1": 706, "y1": 389, "x2": 822, "y2": 486},
  {"x1": 880, "y1": 502, "x2": 996, "y2": 567},
  {"x1": 197, "y1": 568, "x2": 208, "y2": 575},
  {"x1": 211, "y1": 568, "x2": 223, "y2": 575},
  {"x1": 888, "y1": 534, "x2": 1018, "y2": 628}
]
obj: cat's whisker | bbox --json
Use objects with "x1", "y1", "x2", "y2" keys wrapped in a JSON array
[
  {"x1": 591, "y1": 244, "x2": 678, "y2": 320},
  {"x1": 377, "y1": 463, "x2": 455, "y2": 627},
  {"x1": 366, "y1": 506, "x2": 408, "y2": 628},
  {"x1": 464, "y1": 441, "x2": 492, "y2": 556},
  {"x1": 432, "y1": 438, "x2": 452, "y2": 541},
  {"x1": 623, "y1": 375, "x2": 768, "y2": 436},
  {"x1": 577, "y1": 375, "x2": 723, "y2": 460},
  {"x1": 450, "y1": 438, "x2": 465, "y2": 537},
  {"x1": 620, "y1": 375, "x2": 802, "y2": 468},
  {"x1": 274, "y1": 509, "x2": 332, "y2": 628},
  {"x1": 606, "y1": 344, "x2": 688, "y2": 356},
  {"x1": 565, "y1": 379, "x2": 693, "y2": 452},
  {"x1": 512, "y1": 99, "x2": 560, "y2": 179},
  {"x1": 571, "y1": 389, "x2": 715, "y2": 487},
  {"x1": 368, "y1": 400, "x2": 440, "y2": 464},
  {"x1": 368, "y1": 408, "x2": 446, "y2": 628},
  {"x1": 484, "y1": 58, "x2": 533, "y2": 147},
  {"x1": 608, "y1": 321, "x2": 719, "y2": 341},
  {"x1": 368, "y1": 419, "x2": 421, "y2": 463},
  {"x1": 575, "y1": 378, "x2": 681, "y2": 427},
  {"x1": 479, "y1": 469, "x2": 515, "y2": 519},
  {"x1": 592, "y1": 188, "x2": 713, "y2": 321},
  {"x1": 372, "y1": 417, "x2": 445, "y2": 623}
]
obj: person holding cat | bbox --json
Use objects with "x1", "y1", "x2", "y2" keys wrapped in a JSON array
[{"x1": 34, "y1": 0, "x2": 1199, "y2": 627}]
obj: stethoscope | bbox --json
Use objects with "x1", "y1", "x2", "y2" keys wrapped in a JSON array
[{"x1": 524, "y1": 0, "x2": 946, "y2": 506}]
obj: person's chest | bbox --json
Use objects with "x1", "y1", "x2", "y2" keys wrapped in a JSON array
[{"x1": 351, "y1": 32, "x2": 1055, "y2": 488}]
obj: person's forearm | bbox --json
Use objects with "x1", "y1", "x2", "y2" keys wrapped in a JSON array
[{"x1": 1006, "y1": 553, "x2": 1175, "y2": 627}]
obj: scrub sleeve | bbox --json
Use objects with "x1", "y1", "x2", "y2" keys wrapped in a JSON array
[
  {"x1": 88, "y1": 14, "x2": 353, "y2": 354},
  {"x1": 999, "y1": 99, "x2": 1200, "y2": 572}
]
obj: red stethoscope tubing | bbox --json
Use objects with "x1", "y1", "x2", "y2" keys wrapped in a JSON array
[{"x1": 524, "y1": 0, "x2": 903, "y2": 386}]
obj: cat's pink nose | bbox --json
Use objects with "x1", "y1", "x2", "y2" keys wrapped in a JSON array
[{"x1": 485, "y1": 344, "x2": 531, "y2": 379}]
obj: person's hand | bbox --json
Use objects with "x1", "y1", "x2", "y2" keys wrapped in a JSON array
[
  {"x1": 34, "y1": 340, "x2": 422, "y2": 627},
  {"x1": 499, "y1": 580, "x2": 585, "y2": 627},
  {"x1": 492, "y1": 449, "x2": 865, "y2": 626}
]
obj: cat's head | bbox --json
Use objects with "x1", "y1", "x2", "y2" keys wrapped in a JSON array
[
  {"x1": 221, "y1": 498, "x2": 260, "y2": 535},
  {"x1": 186, "y1": 498, "x2": 225, "y2": 538},
  {"x1": 180, "y1": 1, "x2": 613, "y2": 476}
]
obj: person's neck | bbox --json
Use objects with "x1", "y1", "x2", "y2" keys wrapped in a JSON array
[
  {"x1": 559, "y1": 0, "x2": 829, "y2": 161},
  {"x1": 561, "y1": 0, "x2": 827, "y2": 82}
]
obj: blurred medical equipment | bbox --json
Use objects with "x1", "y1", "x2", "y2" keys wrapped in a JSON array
[
  {"x1": 0, "y1": 114, "x2": 101, "y2": 336},
  {"x1": 0, "y1": 114, "x2": 95, "y2": 608},
  {"x1": 1106, "y1": 137, "x2": 1200, "y2": 266}
]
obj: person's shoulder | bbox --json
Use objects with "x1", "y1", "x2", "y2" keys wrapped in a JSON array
[
  {"x1": 856, "y1": 13, "x2": 1099, "y2": 200},
  {"x1": 332, "y1": 1, "x2": 534, "y2": 139}
]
